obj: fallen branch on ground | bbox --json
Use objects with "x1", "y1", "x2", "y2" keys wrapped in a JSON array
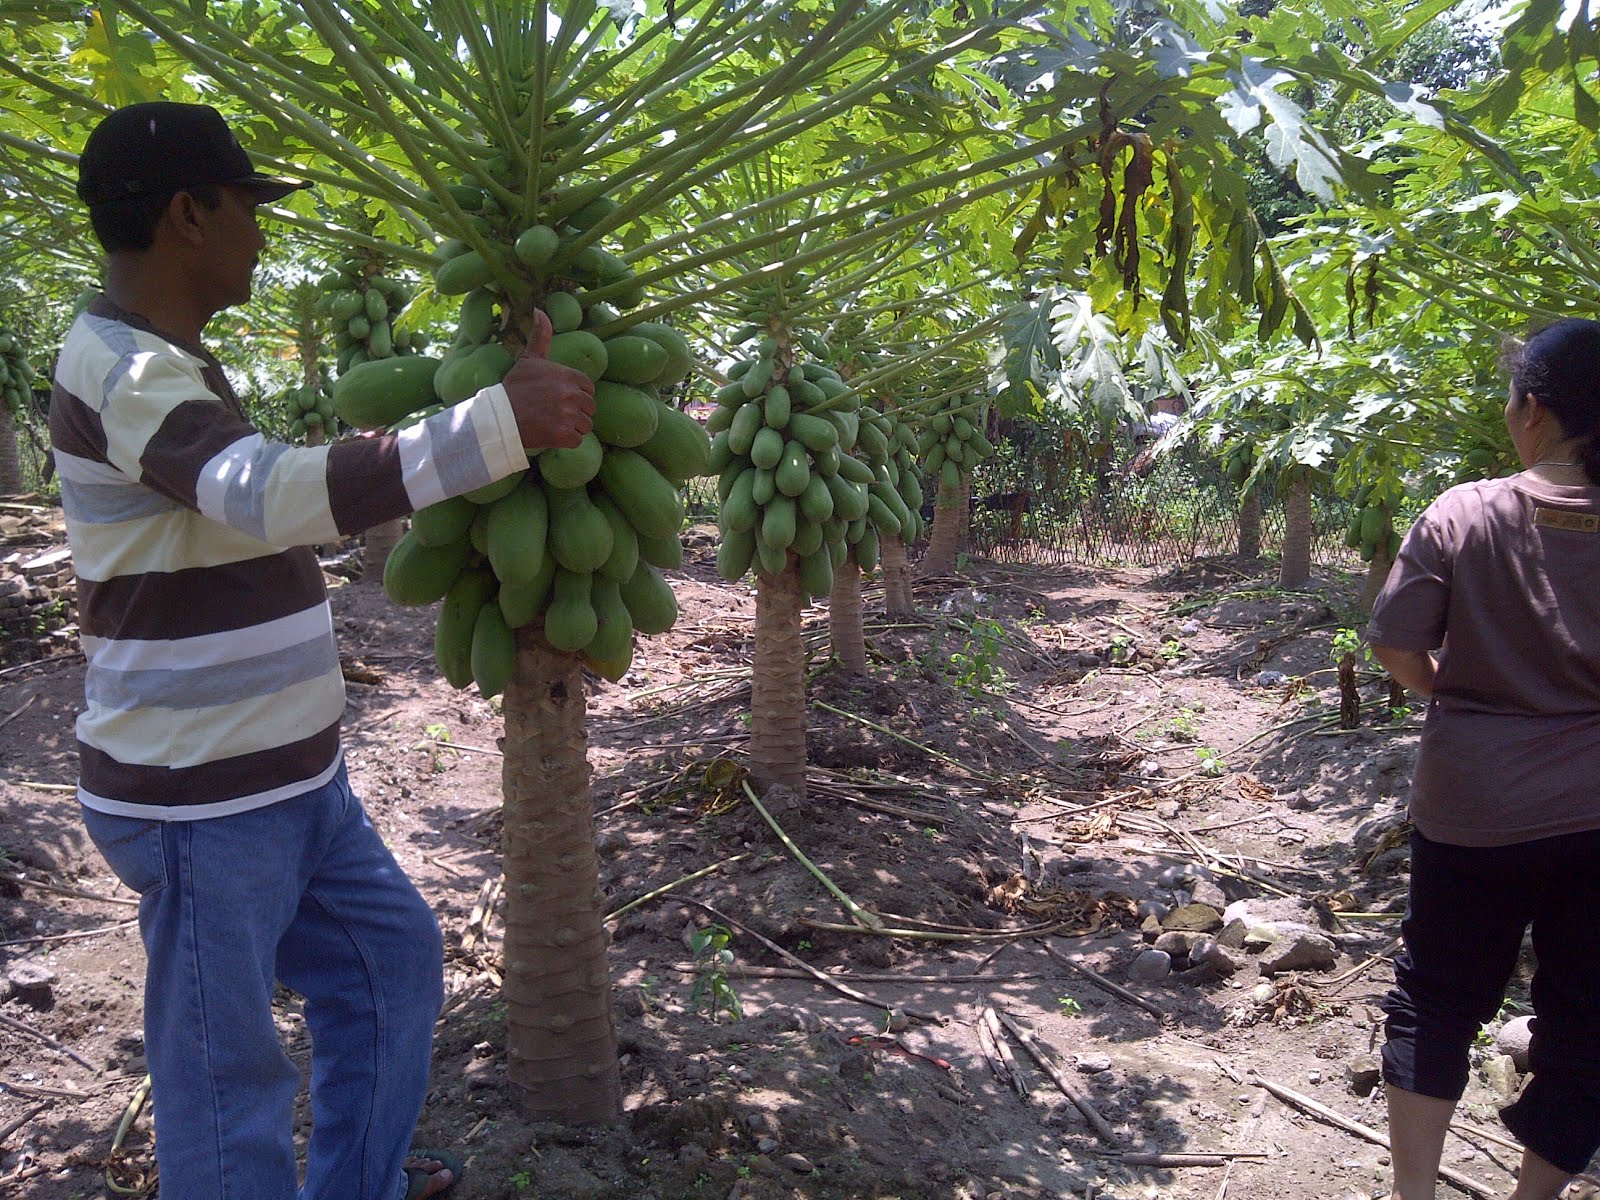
[
  {"x1": 0, "y1": 1102, "x2": 47, "y2": 1148},
  {"x1": 1250, "y1": 1070, "x2": 1493, "y2": 1199},
  {"x1": 675, "y1": 965, "x2": 1045, "y2": 985},
  {"x1": 1041, "y1": 942, "x2": 1165, "y2": 1020},
  {"x1": 0, "y1": 918, "x2": 139, "y2": 948},
  {"x1": 1105, "y1": 1152, "x2": 1268, "y2": 1167},
  {"x1": 811, "y1": 699, "x2": 997, "y2": 781},
  {"x1": 978, "y1": 1005, "x2": 1029, "y2": 1100},
  {"x1": 0, "y1": 1012, "x2": 98, "y2": 1073},
  {"x1": 992, "y1": 1007, "x2": 1122, "y2": 1146},
  {"x1": 604, "y1": 855, "x2": 749, "y2": 923},
  {"x1": 743, "y1": 782, "x2": 882, "y2": 930},
  {"x1": 683, "y1": 899, "x2": 943, "y2": 1025}
]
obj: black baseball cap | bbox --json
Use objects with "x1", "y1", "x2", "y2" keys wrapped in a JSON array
[{"x1": 77, "y1": 102, "x2": 311, "y2": 208}]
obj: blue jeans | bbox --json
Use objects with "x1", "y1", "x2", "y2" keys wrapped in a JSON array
[{"x1": 82, "y1": 763, "x2": 444, "y2": 1200}]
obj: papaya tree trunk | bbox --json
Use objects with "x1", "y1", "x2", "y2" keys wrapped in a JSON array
[
  {"x1": 919, "y1": 475, "x2": 970, "y2": 577},
  {"x1": 829, "y1": 552, "x2": 868, "y2": 675},
  {"x1": 0, "y1": 407, "x2": 23, "y2": 495},
  {"x1": 500, "y1": 628, "x2": 621, "y2": 1122},
  {"x1": 1237, "y1": 486, "x2": 1261, "y2": 559},
  {"x1": 750, "y1": 562, "x2": 807, "y2": 799},
  {"x1": 1361, "y1": 535, "x2": 1395, "y2": 615},
  {"x1": 306, "y1": 425, "x2": 326, "y2": 448},
  {"x1": 1278, "y1": 473, "x2": 1313, "y2": 589},
  {"x1": 880, "y1": 534, "x2": 914, "y2": 616},
  {"x1": 361, "y1": 516, "x2": 403, "y2": 584}
]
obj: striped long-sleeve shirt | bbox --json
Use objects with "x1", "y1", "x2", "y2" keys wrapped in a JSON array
[{"x1": 51, "y1": 296, "x2": 529, "y2": 819}]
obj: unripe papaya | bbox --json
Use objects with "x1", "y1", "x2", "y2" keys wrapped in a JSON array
[
  {"x1": 485, "y1": 483, "x2": 549, "y2": 586},
  {"x1": 497, "y1": 554, "x2": 557, "y2": 629},
  {"x1": 470, "y1": 603, "x2": 516, "y2": 699},
  {"x1": 547, "y1": 330, "x2": 607, "y2": 381},
  {"x1": 435, "y1": 249, "x2": 497, "y2": 295},
  {"x1": 434, "y1": 568, "x2": 496, "y2": 690},
  {"x1": 798, "y1": 546, "x2": 834, "y2": 599},
  {"x1": 775, "y1": 441, "x2": 811, "y2": 498},
  {"x1": 333, "y1": 356, "x2": 441, "y2": 430},
  {"x1": 750, "y1": 426, "x2": 785, "y2": 471},
  {"x1": 594, "y1": 492, "x2": 641, "y2": 583},
  {"x1": 383, "y1": 530, "x2": 469, "y2": 607},
  {"x1": 601, "y1": 335, "x2": 668, "y2": 385},
  {"x1": 597, "y1": 449, "x2": 683, "y2": 540},
  {"x1": 544, "y1": 568, "x2": 597, "y2": 652},
  {"x1": 543, "y1": 290, "x2": 585, "y2": 334},
  {"x1": 619, "y1": 560, "x2": 678, "y2": 634},
  {"x1": 585, "y1": 577, "x2": 633, "y2": 666},
  {"x1": 549, "y1": 491, "x2": 614, "y2": 574},
  {"x1": 716, "y1": 527, "x2": 755, "y2": 582},
  {"x1": 539, "y1": 432, "x2": 604, "y2": 489},
  {"x1": 636, "y1": 527, "x2": 684, "y2": 571},
  {"x1": 637, "y1": 402, "x2": 710, "y2": 482},
  {"x1": 412, "y1": 495, "x2": 476, "y2": 548}
]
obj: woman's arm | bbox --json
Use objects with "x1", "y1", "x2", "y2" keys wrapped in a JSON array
[{"x1": 1371, "y1": 644, "x2": 1436, "y2": 698}]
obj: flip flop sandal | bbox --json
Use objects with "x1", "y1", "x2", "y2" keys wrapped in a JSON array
[{"x1": 403, "y1": 1147, "x2": 465, "y2": 1200}]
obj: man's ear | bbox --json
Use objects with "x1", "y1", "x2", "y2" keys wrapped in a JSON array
[{"x1": 164, "y1": 191, "x2": 209, "y2": 247}]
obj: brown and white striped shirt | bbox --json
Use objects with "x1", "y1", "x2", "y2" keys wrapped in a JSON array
[{"x1": 51, "y1": 296, "x2": 527, "y2": 819}]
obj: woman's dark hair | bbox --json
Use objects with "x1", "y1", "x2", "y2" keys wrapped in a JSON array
[
  {"x1": 1509, "y1": 318, "x2": 1600, "y2": 485},
  {"x1": 88, "y1": 184, "x2": 222, "y2": 254}
]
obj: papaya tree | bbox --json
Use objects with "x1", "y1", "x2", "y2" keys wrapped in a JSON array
[
  {"x1": 22, "y1": 0, "x2": 1062, "y2": 1124},
  {"x1": 0, "y1": 323, "x2": 36, "y2": 494}
]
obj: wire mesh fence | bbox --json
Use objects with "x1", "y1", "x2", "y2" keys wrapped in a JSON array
[
  {"x1": 684, "y1": 435, "x2": 1363, "y2": 574},
  {"x1": 963, "y1": 434, "x2": 1364, "y2": 571}
]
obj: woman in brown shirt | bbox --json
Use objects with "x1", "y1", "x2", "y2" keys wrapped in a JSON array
[{"x1": 1369, "y1": 318, "x2": 1600, "y2": 1200}]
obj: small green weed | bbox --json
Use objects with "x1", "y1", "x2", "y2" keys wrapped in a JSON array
[
  {"x1": 1195, "y1": 745, "x2": 1227, "y2": 777},
  {"x1": 1107, "y1": 632, "x2": 1136, "y2": 666},
  {"x1": 689, "y1": 925, "x2": 742, "y2": 1022},
  {"x1": 949, "y1": 617, "x2": 1010, "y2": 695},
  {"x1": 1056, "y1": 994, "x2": 1082, "y2": 1016}
]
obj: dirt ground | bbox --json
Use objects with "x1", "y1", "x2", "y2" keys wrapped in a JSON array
[{"x1": 0, "y1": 514, "x2": 1576, "y2": 1200}]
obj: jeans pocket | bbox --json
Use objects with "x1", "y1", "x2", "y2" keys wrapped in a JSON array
[{"x1": 81, "y1": 807, "x2": 169, "y2": 896}]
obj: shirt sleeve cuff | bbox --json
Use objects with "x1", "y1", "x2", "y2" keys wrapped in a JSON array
[{"x1": 470, "y1": 382, "x2": 531, "y2": 479}]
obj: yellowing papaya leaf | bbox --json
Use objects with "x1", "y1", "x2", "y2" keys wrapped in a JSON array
[{"x1": 72, "y1": 8, "x2": 161, "y2": 107}]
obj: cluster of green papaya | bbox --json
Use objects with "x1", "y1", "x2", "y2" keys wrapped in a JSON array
[
  {"x1": 331, "y1": 188, "x2": 704, "y2": 695},
  {"x1": 0, "y1": 329, "x2": 36, "y2": 418},
  {"x1": 1222, "y1": 442, "x2": 1255, "y2": 486},
  {"x1": 856, "y1": 405, "x2": 926, "y2": 548},
  {"x1": 918, "y1": 394, "x2": 994, "y2": 487},
  {"x1": 316, "y1": 259, "x2": 423, "y2": 374},
  {"x1": 1345, "y1": 486, "x2": 1401, "y2": 563},
  {"x1": 706, "y1": 338, "x2": 917, "y2": 596},
  {"x1": 282, "y1": 378, "x2": 335, "y2": 441}
]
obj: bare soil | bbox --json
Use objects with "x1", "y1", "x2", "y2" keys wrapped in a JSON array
[{"x1": 0, "y1": 518, "x2": 1572, "y2": 1200}]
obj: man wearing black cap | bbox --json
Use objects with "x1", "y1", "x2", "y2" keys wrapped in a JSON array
[{"x1": 53, "y1": 102, "x2": 594, "y2": 1200}]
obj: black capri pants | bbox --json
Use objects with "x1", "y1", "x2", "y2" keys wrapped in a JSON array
[{"x1": 1382, "y1": 827, "x2": 1600, "y2": 1175}]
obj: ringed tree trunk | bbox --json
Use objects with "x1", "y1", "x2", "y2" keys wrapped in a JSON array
[
  {"x1": 1361, "y1": 529, "x2": 1395, "y2": 615},
  {"x1": 1236, "y1": 486, "x2": 1261, "y2": 559},
  {"x1": 750, "y1": 561, "x2": 808, "y2": 799},
  {"x1": 500, "y1": 629, "x2": 622, "y2": 1121},
  {"x1": 919, "y1": 474, "x2": 970, "y2": 577},
  {"x1": 0, "y1": 407, "x2": 23, "y2": 495},
  {"x1": 880, "y1": 533, "x2": 914, "y2": 615},
  {"x1": 361, "y1": 517, "x2": 404, "y2": 583},
  {"x1": 1278, "y1": 471, "x2": 1313, "y2": 589},
  {"x1": 829, "y1": 550, "x2": 868, "y2": 674}
]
